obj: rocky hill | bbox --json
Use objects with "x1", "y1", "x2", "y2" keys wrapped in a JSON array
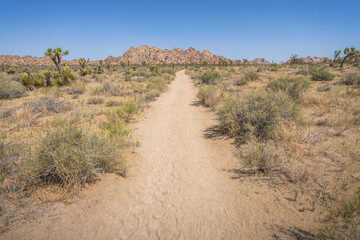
[{"x1": 0, "y1": 45, "x2": 271, "y2": 66}]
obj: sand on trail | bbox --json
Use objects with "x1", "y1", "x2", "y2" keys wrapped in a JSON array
[{"x1": 3, "y1": 70, "x2": 316, "y2": 239}]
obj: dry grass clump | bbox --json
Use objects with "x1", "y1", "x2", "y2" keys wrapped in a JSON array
[
  {"x1": 197, "y1": 85, "x2": 224, "y2": 110},
  {"x1": 25, "y1": 119, "x2": 126, "y2": 187},
  {"x1": 341, "y1": 73, "x2": 360, "y2": 86},
  {"x1": 67, "y1": 81, "x2": 86, "y2": 95},
  {"x1": 92, "y1": 81, "x2": 126, "y2": 96},
  {"x1": 87, "y1": 97, "x2": 104, "y2": 105}
]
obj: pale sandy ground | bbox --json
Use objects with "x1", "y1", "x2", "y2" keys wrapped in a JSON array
[{"x1": 3, "y1": 70, "x2": 317, "y2": 239}]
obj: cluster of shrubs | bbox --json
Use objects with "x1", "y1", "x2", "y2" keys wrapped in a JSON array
[{"x1": 20, "y1": 66, "x2": 76, "y2": 88}]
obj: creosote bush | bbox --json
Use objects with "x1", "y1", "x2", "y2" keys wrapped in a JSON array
[
  {"x1": 267, "y1": 77, "x2": 310, "y2": 101},
  {"x1": 310, "y1": 68, "x2": 334, "y2": 81},
  {"x1": 26, "y1": 119, "x2": 126, "y2": 187},
  {"x1": 197, "y1": 70, "x2": 221, "y2": 84},
  {"x1": 217, "y1": 92, "x2": 298, "y2": 142}
]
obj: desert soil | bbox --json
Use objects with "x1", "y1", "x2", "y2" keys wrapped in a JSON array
[{"x1": 3, "y1": 70, "x2": 317, "y2": 239}]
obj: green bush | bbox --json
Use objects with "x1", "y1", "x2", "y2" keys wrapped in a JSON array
[
  {"x1": 26, "y1": 119, "x2": 126, "y2": 186},
  {"x1": 162, "y1": 68, "x2": 175, "y2": 75},
  {"x1": 217, "y1": 92, "x2": 298, "y2": 142},
  {"x1": 240, "y1": 143, "x2": 269, "y2": 173},
  {"x1": 341, "y1": 73, "x2": 360, "y2": 86},
  {"x1": 58, "y1": 66, "x2": 76, "y2": 85},
  {"x1": 311, "y1": 68, "x2": 334, "y2": 81},
  {"x1": 34, "y1": 73, "x2": 45, "y2": 87},
  {"x1": 21, "y1": 72, "x2": 34, "y2": 87},
  {"x1": 267, "y1": 77, "x2": 310, "y2": 101},
  {"x1": 131, "y1": 70, "x2": 151, "y2": 78},
  {"x1": 6, "y1": 68, "x2": 16, "y2": 74},
  {"x1": 0, "y1": 79, "x2": 26, "y2": 99},
  {"x1": 243, "y1": 71, "x2": 259, "y2": 82},
  {"x1": 79, "y1": 66, "x2": 92, "y2": 76},
  {"x1": 197, "y1": 71, "x2": 221, "y2": 84},
  {"x1": 147, "y1": 77, "x2": 166, "y2": 92}
]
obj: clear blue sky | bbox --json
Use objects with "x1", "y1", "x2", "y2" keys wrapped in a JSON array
[{"x1": 0, "y1": 0, "x2": 359, "y2": 63}]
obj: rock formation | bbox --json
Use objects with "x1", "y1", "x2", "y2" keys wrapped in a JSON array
[{"x1": 0, "y1": 45, "x2": 271, "y2": 66}]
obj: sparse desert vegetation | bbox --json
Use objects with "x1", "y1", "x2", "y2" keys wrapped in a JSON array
[
  {"x1": 0, "y1": 44, "x2": 359, "y2": 239},
  {"x1": 0, "y1": 49, "x2": 177, "y2": 231},
  {"x1": 187, "y1": 57, "x2": 360, "y2": 239}
]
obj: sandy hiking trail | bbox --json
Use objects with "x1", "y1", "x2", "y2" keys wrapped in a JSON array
[{"x1": 3, "y1": 70, "x2": 316, "y2": 239}]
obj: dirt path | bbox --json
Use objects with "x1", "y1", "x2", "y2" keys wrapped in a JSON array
[{"x1": 3, "y1": 70, "x2": 316, "y2": 239}]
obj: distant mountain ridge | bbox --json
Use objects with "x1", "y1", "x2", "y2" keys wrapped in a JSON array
[{"x1": 0, "y1": 45, "x2": 271, "y2": 65}]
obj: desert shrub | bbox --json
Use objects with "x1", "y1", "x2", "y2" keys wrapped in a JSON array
[
  {"x1": 217, "y1": 92, "x2": 298, "y2": 142},
  {"x1": 341, "y1": 73, "x2": 360, "y2": 86},
  {"x1": 26, "y1": 119, "x2": 126, "y2": 186},
  {"x1": 243, "y1": 71, "x2": 259, "y2": 81},
  {"x1": 240, "y1": 143, "x2": 270, "y2": 174},
  {"x1": 105, "y1": 100, "x2": 122, "y2": 107},
  {"x1": 93, "y1": 81, "x2": 125, "y2": 96},
  {"x1": 197, "y1": 71, "x2": 221, "y2": 84},
  {"x1": 311, "y1": 68, "x2": 334, "y2": 81},
  {"x1": 58, "y1": 66, "x2": 76, "y2": 85},
  {"x1": 145, "y1": 89, "x2": 161, "y2": 102},
  {"x1": 0, "y1": 79, "x2": 25, "y2": 99},
  {"x1": 267, "y1": 77, "x2": 310, "y2": 101},
  {"x1": 21, "y1": 72, "x2": 34, "y2": 87},
  {"x1": 106, "y1": 100, "x2": 139, "y2": 123},
  {"x1": 34, "y1": 73, "x2": 45, "y2": 87},
  {"x1": 162, "y1": 68, "x2": 175, "y2": 75},
  {"x1": 296, "y1": 68, "x2": 309, "y2": 75},
  {"x1": 319, "y1": 188, "x2": 360, "y2": 239},
  {"x1": 150, "y1": 65, "x2": 160, "y2": 75},
  {"x1": 147, "y1": 78, "x2": 166, "y2": 92},
  {"x1": 131, "y1": 70, "x2": 151, "y2": 78},
  {"x1": 197, "y1": 85, "x2": 224, "y2": 109},
  {"x1": 6, "y1": 68, "x2": 16, "y2": 74},
  {"x1": 67, "y1": 81, "x2": 86, "y2": 95},
  {"x1": 87, "y1": 97, "x2": 104, "y2": 105},
  {"x1": 79, "y1": 66, "x2": 92, "y2": 76},
  {"x1": 11, "y1": 73, "x2": 23, "y2": 82}
]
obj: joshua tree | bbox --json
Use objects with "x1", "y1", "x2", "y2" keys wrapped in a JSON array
[
  {"x1": 105, "y1": 59, "x2": 111, "y2": 70},
  {"x1": 98, "y1": 60, "x2": 103, "y2": 66},
  {"x1": 45, "y1": 47, "x2": 69, "y2": 79},
  {"x1": 289, "y1": 54, "x2": 299, "y2": 65},
  {"x1": 243, "y1": 58, "x2": 249, "y2": 65},
  {"x1": 334, "y1": 50, "x2": 341, "y2": 62},
  {"x1": 340, "y1": 47, "x2": 357, "y2": 68},
  {"x1": 78, "y1": 58, "x2": 89, "y2": 71}
]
